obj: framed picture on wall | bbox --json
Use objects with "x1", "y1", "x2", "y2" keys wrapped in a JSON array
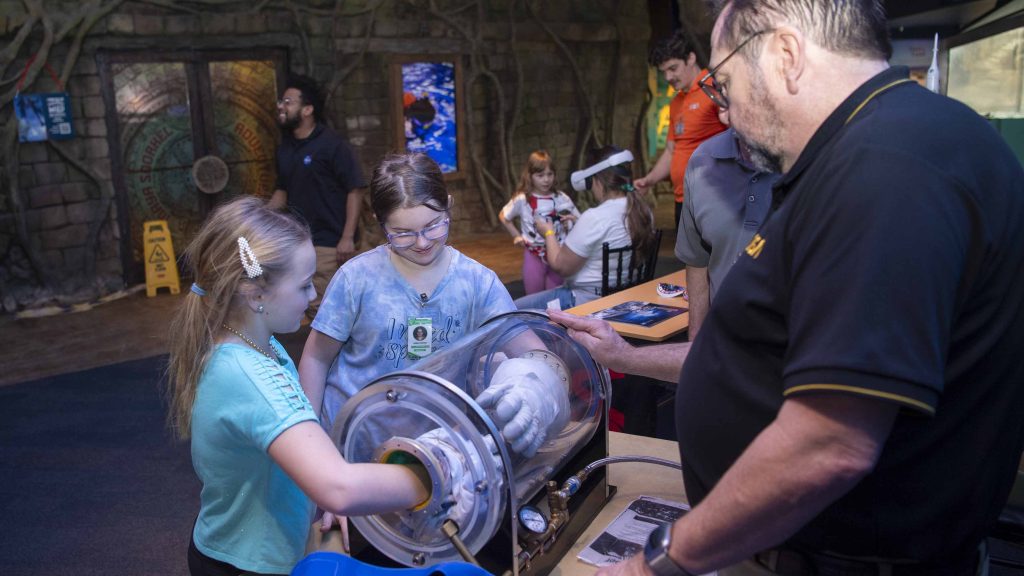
[{"x1": 390, "y1": 56, "x2": 464, "y2": 176}]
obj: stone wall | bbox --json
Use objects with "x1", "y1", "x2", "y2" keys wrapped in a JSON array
[{"x1": 0, "y1": 0, "x2": 656, "y2": 311}]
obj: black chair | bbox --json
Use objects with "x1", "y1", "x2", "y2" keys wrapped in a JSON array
[{"x1": 600, "y1": 229, "x2": 662, "y2": 296}]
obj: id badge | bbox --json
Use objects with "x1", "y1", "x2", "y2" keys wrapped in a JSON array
[{"x1": 408, "y1": 317, "x2": 433, "y2": 359}]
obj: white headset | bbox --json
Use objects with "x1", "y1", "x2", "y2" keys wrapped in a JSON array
[{"x1": 569, "y1": 149, "x2": 635, "y2": 192}]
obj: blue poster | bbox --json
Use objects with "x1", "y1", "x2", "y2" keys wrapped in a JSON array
[
  {"x1": 401, "y1": 62, "x2": 457, "y2": 173},
  {"x1": 14, "y1": 92, "x2": 75, "y2": 143}
]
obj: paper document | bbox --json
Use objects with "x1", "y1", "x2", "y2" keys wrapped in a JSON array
[{"x1": 578, "y1": 496, "x2": 716, "y2": 575}]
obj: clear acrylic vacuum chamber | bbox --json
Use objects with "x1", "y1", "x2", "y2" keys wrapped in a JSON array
[{"x1": 331, "y1": 311, "x2": 614, "y2": 575}]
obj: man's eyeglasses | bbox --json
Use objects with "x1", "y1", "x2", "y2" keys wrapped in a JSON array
[
  {"x1": 277, "y1": 98, "x2": 300, "y2": 107},
  {"x1": 699, "y1": 29, "x2": 771, "y2": 110},
  {"x1": 384, "y1": 217, "x2": 450, "y2": 248}
]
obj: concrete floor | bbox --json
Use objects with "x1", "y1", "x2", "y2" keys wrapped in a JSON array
[{"x1": 0, "y1": 201, "x2": 678, "y2": 386}]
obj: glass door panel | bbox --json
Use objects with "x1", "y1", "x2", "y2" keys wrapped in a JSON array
[
  {"x1": 209, "y1": 60, "x2": 280, "y2": 200},
  {"x1": 112, "y1": 62, "x2": 198, "y2": 265}
]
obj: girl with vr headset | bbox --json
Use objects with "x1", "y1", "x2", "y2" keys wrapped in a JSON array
[
  {"x1": 498, "y1": 150, "x2": 581, "y2": 295},
  {"x1": 513, "y1": 146, "x2": 656, "y2": 311}
]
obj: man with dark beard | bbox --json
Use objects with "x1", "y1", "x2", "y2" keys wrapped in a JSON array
[
  {"x1": 635, "y1": 30, "x2": 727, "y2": 229},
  {"x1": 270, "y1": 74, "x2": 367, "y2": 317},
  {"x1": 551, "y1": 1, "x2": 1024, "y2": 574}
]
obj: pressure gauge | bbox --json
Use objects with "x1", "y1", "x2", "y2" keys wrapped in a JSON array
[{"x1": 517, "y1": 505, "x2": 549, "y2": 535}]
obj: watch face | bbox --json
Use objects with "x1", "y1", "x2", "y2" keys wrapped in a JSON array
[
  {"x1": 648, "y1": 522, "x2": 671, "y2": 550},
  {"x1": 645, "y1": 522, "x2": 687, "y2": 576},
  {"x1": 517, "y1": 505, "x2": 549, "y2": 534}
]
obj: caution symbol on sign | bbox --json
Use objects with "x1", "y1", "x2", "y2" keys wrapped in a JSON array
[
  {"x1": 143, "y1": 220, "x2": 181, "y2": 297},
  {"x1": 148, "y1": 244, "x2": 171, "y2": 264}
]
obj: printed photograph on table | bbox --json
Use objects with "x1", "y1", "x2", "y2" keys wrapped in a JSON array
[
  {"x1": 394, "y1": 60, "x2": 460, "y2": 173},
  {"x1": 588, "y1": 301, "x2": 687, "y2": 328},
  {"x1": 579, "y1": 496, "x2": 694, "y2": 568}
]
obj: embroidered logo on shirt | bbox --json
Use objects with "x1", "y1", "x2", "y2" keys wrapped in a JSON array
[
  {"x1": 303, "y1": 155, "x2": 312, "y2": 166},
  {"x1": 745, "y1": 233, "x2": 766, "y2": 258}
]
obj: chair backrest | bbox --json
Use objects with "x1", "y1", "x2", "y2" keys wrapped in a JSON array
[{"x1": 600, "y1": 229, "x2": 662, "y2": 296}]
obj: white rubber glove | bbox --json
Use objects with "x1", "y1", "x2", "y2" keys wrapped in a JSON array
[
  {"x1": 476, "y1": 356, "x2": 570, "y2": 458},
  {"x1": 398, "y1": 429, "x2": 475, "y2": 540}
]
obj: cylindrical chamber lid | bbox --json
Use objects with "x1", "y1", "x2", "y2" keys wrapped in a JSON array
[
  {"x1": 333, "y1": 312, "x2": 608, "y2": 568},
  {"x1": 334, "y1": 372, "x2": 510, "y2": 566}
]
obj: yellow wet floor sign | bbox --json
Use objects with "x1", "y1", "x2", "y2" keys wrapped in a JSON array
[{"x1": 143, "y1": 220, "x2": 180, "y2": 297}]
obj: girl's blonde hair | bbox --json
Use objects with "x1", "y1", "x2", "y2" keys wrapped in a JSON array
[
  {"x1": 166, "y1": 196, "x2": 311, "y2": 439},
  {"x1": 513, "y1": 150, "x2": 555, "y2": 199}
]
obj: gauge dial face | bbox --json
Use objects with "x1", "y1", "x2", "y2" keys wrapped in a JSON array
[{"x1": 518, "y1": 505, "x2": 549, "y2": 534}]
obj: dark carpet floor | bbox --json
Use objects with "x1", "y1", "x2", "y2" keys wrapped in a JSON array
[{"x1": 0, "y1": 356, "x2": 196, "y2": 576}]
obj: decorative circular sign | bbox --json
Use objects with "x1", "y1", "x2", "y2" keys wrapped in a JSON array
[{"x1": 191, "y1": 155, "x2": 230, "y2": 194}]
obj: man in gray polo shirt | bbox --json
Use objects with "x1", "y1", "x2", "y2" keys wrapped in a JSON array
[{"x1": 676, "y1": 116, "x2": 778, "y2": 337}]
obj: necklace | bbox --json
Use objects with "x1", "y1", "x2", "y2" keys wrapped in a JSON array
[{"x1": 222, "y1": 324, "x2": 278, "y2": 362}]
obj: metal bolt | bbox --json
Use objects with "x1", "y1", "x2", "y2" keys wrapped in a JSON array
[
  {"x1": 475, "y1": 480, "x2": 488, "y2": 493},
  {"x1": 386, "y1": 390, "x2": 398, "y2": 402},
  {"x1": 412, "y1": 553, "x2": 426, "y2": 566}
]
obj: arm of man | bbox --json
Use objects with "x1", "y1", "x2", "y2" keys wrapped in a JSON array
[
  {"x1": 635, "y1": 140, "x2": 674, "y2": 195},
  {"x1": 598, "y1": 394, "x2": 899, "y2": 576},
  {"x1": 337, "y1": 187, "x2": 365, "y2": 265},
  {"x1": 685, "y1": 266, "x2": 710, "y2": 339},
  {"x1": 548, "y1": 309, "x2": 690, "y2": 383},
  {"x1": 298, "y1": 329, "x2": 344, "y2": 415},
  {"x1": 269, "y1": 188, "x2": 287, "y2": 210}
]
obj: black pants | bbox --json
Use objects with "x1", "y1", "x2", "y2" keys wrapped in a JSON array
[{"x1": 187, "y1": 535, "x2": 285, "y2": 576}]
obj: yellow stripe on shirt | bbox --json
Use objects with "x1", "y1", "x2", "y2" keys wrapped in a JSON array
[{"x1": 784, "y1": 383, "x2": 935, "y2": 414}]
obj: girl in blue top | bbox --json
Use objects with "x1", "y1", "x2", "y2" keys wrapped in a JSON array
[{"x1": 167, "y1": 196, "x2": 429, "y2": 576}]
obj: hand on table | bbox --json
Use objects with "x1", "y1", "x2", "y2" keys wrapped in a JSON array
[{"x1": 597, "y1": 554, "x2": 653, "y2": 576}]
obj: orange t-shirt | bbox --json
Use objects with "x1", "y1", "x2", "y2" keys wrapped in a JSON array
[{"x1": 669, "y1": 70, "x2": 728, "y2": 203}]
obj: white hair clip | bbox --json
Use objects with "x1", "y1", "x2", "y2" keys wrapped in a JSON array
[{"x1": 237, "y1": 236, "x2": 263, "y2": 278}]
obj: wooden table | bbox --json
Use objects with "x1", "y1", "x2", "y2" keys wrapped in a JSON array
[
  {"x1": 551, "y1": 431, "x2": 687, "y2": 576},
  {"x1": 565, "y1": 271, "x2": 689, "y2": 342}
]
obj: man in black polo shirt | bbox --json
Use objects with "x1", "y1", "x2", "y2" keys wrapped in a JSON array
[
  {"x1": 551, "y1": 1, "x2": 1024, "y2": 574},
  {"x1": 270, "y1": 74, "x2": 367, "y2": 316}
]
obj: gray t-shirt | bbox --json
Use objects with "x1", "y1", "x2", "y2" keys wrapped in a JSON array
[{"x1": 675, "y1": 128, "x2": 779, "y2": 296}]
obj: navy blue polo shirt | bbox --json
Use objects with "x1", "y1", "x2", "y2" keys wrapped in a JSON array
[
  {"x1": 275, "y1": 124, "x2": 366, "y2": 247},
  {"x1": 675, "y1": 66, "x2": 1024, "y2": 564}
]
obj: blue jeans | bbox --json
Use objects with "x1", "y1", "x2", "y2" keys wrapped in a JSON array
[
  {"x1": 514, "y1": 285, "x2": 575, "y2": 311},
  {"x1": 513, "y1": 285, "x2": 601, "y2": 311}
]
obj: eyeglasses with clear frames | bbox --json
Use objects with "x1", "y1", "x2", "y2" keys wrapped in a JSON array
[
  {"x1": 383, "y1": 217, "x2": 450, "y2": 248},
  {"x1": 698, "y1": 29, "x2": 772, "y2": 110}
]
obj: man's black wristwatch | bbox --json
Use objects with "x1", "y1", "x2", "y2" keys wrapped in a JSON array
[{"x1": 643, "y1": 522, "x2": 696, "y2": 576}]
